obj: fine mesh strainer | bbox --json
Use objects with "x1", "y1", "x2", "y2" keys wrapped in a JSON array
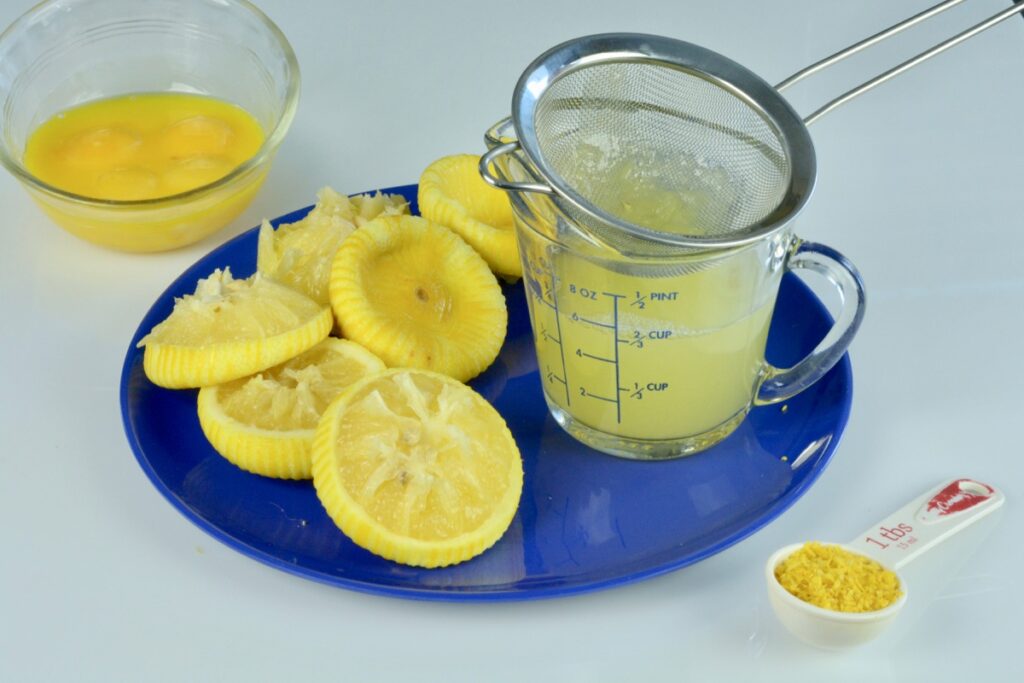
[{"x1": 481, "y1": 0, "x2": 1024, "y2": 254}]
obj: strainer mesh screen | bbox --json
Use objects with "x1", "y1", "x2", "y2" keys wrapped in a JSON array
[{"x1": 533, "y1": 62, "x2": 790, "y2": 238}]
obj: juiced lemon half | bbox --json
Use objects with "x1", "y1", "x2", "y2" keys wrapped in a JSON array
[
  {"x1": 257, "y1": 188, "x2": 409, "y2": 305},
  {"x1": 311, "y1": 369, "x2": 523, "y2": 568},
  {"x1": 329, "y1": 215, "x2": 506, "y2": 382},
  {"x1": 197, "y1": 338, "x2": 386, "y2": 479},
  {"x1": 418, "y1": 154, "x2": 521, "y2": 278},
  {"x1": 138, "y1": 268, "x2": 331, "y2": 388}
]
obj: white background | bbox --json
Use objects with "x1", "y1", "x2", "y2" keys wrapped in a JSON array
[{"x1": 2, "y1": 1, "x2": 1022, "y2": 681}]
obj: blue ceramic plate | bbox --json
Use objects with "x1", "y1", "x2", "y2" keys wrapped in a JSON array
[{"x1": 120, "y1": 184, "x2": 852, "y2": 601}]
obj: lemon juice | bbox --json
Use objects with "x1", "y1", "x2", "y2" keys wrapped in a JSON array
[
  {"x1": 524, "y1": 243, "x2": 777, "y2": 442},
  {"x1": 512, "y1": 156, "x2": 787, "y2": 451}
]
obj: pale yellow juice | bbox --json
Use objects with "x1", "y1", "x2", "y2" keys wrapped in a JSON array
[
  {"x1": 513, "y1": 145, "x2": 784, "y2": 444},
  {"x1": 522, "y1": 225, "x2": 777, "y2": 441}
]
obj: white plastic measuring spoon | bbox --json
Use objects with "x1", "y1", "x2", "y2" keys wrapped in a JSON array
[{"x1": 765, "y1": 478, "x2": 1004, "y2": 649}]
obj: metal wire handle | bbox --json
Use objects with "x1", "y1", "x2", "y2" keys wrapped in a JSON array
[
  {"x1": 481, "y1": 1, "x2": 1024, "y2": 196},
  {"x1": 784, "y1": 0, "x2": 1024, "y2": 124}
]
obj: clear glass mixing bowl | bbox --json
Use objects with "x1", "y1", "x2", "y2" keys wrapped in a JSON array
[{"x1": 0, "y1": 0, "x2": 300, "y2": 252}]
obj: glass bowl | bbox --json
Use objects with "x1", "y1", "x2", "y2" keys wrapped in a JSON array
[{"x1": 0, "y1": 0, "x2": 300, "y2": 252}]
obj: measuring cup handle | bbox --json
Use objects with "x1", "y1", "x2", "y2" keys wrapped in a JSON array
[
  {"x1": 755, "y1": 241, "x2": 866, "y2": 405},
  {"x1": 478, "y1": 141, "x2": 555, "y2": 195}
]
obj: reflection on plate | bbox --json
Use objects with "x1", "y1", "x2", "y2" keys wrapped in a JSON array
[{"x1": 120, "y1": 184, "x2": 852, "y2": 601}]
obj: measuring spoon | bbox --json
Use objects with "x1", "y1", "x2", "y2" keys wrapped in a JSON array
[{"x1": 765, "y1": 478, "x2": 1004, "y2": 649}]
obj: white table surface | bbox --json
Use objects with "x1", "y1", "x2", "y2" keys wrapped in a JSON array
[{"x1": 2, "y1": 0, "x2": 1022, "y2": 680}]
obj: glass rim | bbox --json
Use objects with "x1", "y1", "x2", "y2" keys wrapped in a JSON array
[
  {"x1": 486, "y1": 116, "x2": 789, "y2": 260},
  {"x1": 505, "y1": 166, "x2": 769, "y2": 264},
  {"x1": 0, "y1": 0, "x2": 301, "y2": 209}
]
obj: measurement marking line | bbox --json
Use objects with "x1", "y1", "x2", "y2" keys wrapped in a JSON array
[
  {"x1": 550, "y1": 280, "x2": 571, "y2": 407},
  {"x1": 601, "y1": 292, "x2": 625, "y2": 300},
  {"x1": 579, "y1": 350, "x2": 615, "y2": 364},
  {"x1": 543, "y1": 331, "x2": 562, "y2": 344},
  {"x1": 610, "y1": 294, "x2": 622, "y2": 424},
  {"x1": 548, "y1": 373, "x2": 567, "y2": 386},
  {"x1": 579, "y1": 316, "x2": 615, "y2": 329},
  {"x1": 581, "y1": 390, "x2": 618, "y2": 404},
  {"x1": 538, "y1": 296, "x2": 556, "y2": 310}
]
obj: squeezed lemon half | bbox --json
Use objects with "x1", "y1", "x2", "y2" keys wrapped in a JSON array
[
  {"x1": 311, "y1": 369, "x2": 523, "y2": 567},
  {"x1": 139, "y1": 176, "x2": 521, "y2": 568},
  {"x1": 419, "y1": 154, "x2": 521, "y2": 279},
  {"x1": 257, "y1": 187, "x2": 409, "y2": 304},
  {"x1": 197, "y1": 338, "x2": 386, "y2": 479},
  {"x1": 138, "y1": 267, "x2": 332, "y2": 388},
  {"x1": 329, "y1": 214, "x2": 507, "y2": 382}
]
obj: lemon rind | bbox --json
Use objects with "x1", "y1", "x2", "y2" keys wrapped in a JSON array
[
  {"x1": 195, "y1": 338, "x2": 387, "y2": 479},
  {"x1": 143, "y1": 306, "x2": 332, "y2": 389},
  {"x1": 329, "y1": 215, "x2": 507, "y2": 383},
  {"x1": 310, "y1": 369, "x2": 523, "y2": 568},
  {"x1": 198, "y1": 384, "x2": 315, "y2": 479},
  {"x1": 419, "y1": 155, "x2": 522, "y2": 278}
]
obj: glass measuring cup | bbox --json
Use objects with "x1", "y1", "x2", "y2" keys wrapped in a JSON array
[
  {"x1": 480, "y1": 0, "x2": 1024, "y2": 458},
  {"x1": 484, "y1": 119, "x2": 864, "y2": 459}
]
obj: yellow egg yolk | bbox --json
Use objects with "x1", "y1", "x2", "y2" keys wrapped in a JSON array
[{"x1": 23, "y1": 92, "x2": 265, "y2": 201}]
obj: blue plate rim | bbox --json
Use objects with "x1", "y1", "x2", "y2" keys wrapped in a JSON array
[{"x1": 119, "y1": 183, "x2": 853, "y2": 602}]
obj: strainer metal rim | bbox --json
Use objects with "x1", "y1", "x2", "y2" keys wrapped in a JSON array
[{"x1": 510, "y1": 32, "x2": 817, "y2": 249}]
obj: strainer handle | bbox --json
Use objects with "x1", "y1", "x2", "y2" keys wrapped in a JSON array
[
  {"x1": 479, "y1": 141, "x2": 556, "y2": 195},
  {"x1": 755, "y1": 241, "x2": 866, "y2": 405},
  {"x1": 790, "y1": 0, "x2": 1024, "y2": 125},
  {"x1": 775, "y1": 0, "x2": 965, "y2": 93}
]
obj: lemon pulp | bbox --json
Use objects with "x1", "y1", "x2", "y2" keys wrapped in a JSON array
[
  {"x1": 24, "y1": 92, "x2": 265, "y2": 201},
  {"x1": 197, "y1": 338, "x2": 386, "y2": 479},
  {"x1": 138, "y1": 268, "x2": 332, "y2": 389},
  {"x1": 312, "y1": 369, "x2": 523, "y2": 567},
  {"x1": 258, "y1": 188, "x2": 409, "y2": 304}
]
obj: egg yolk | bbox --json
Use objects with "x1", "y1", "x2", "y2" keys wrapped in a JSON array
[{"x1": 23, "y1": 92, "x2": 265, "y2": 201}]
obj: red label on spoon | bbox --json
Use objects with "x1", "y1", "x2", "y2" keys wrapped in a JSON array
[{"x1": 915, "y1": 479, "x2": 994, "y2": 523}]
